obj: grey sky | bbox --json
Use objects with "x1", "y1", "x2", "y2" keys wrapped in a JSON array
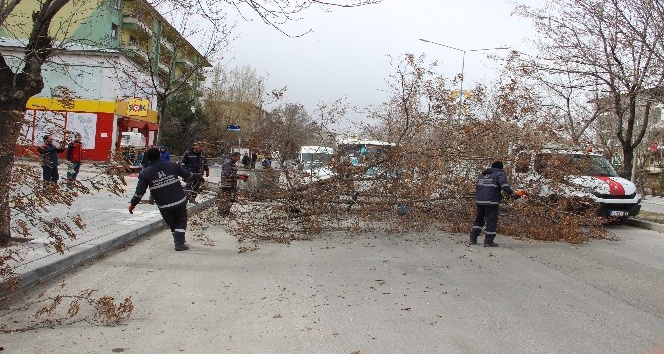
[{"x1": 223, "y1": 0, "x2": 538, "y2": 121}]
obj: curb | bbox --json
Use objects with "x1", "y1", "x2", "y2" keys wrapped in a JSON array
[
  {"x1": 624, "y1": 218, "x2": 664, "y2": 233},
  {"x1": 11, "y1": 197, "x2": 216, "y2": 296}
]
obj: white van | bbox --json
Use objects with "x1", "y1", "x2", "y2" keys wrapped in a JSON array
[
  {"x1": 513, "y1": 145, "x2": 641, "y2": 222},
  {"x1": 120, "y1": 132, "x2": 146, "y2": 148},
  {"x1": 299, "y1": 146, "x2": 334, "y2": 182}
]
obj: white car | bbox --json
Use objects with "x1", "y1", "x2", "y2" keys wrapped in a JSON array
[{"x1": 513, "y1": 146, "x2": 641, "y2": 222}]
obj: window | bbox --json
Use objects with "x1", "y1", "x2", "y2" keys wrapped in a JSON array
[{"x1": 111, "y1": 23, "x2": 118, "y2": 39}]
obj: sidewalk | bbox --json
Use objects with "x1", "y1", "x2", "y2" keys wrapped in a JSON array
[{"x1": 6, "y1": 164, "x2": 221, "y2": 295}]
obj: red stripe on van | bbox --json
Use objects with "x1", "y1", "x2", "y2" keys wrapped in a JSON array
[{"x1": 595, "y1": 176, "x2": 625, "y2": 195}]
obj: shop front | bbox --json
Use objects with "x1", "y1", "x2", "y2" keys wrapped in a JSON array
[{"x1": 22, "y1": 97, "x2": 158, "y2": 162}]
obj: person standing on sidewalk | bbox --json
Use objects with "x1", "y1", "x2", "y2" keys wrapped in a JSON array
[
  {"x1": 66, "y1": 133, "x2": 83, "y2": 181},
  {"x1": 38, "y1": 134, "x2": 65, "y2": 183},
  {"x1": 128, "y1": 148, "x2": 198, "y2": 251},
  {"x1": 218, "y1": 152, "x2": 242, "y2": 216},
  {"x1": 241, "y1": 152, "x2": 250, "y2": 169},
  {"x1": 180, "y1": 142, "x2": 209, "y2": 204},
  {"x1": 469, "y1": 161, "x2": 521, "y2": 247},
  {"x1": 159, "y1": 146, "x2": 170, "y2": 161},
  {"x1": 251, "y1": 152, "x2": 258, "y2": 170}
]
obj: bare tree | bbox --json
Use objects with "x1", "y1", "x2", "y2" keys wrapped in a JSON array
[
  {"x1": 261, "y1": 102, "x2": 316, "y2": 160},
  {"x1": 515, "y1": 0, "x2": 664, "y2": 179},
  {"x1": 204, "y1": 64, "x2": 267, "y2": 152}
]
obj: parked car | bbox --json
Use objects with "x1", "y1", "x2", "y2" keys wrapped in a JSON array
[{"x1": 512, "y1": 145, "x2": 641, "y2": 223}]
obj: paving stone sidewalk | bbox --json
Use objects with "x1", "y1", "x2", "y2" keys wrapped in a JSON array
[{"x1": 6, "y1": 164, "x2": 221, "y2": 294}]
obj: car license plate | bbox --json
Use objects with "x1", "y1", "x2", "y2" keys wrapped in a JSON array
[{"x1": 609, "y1": 211, "x2": 628, "y2": 217}]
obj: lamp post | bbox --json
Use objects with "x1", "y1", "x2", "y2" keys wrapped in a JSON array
[{"x1": 419, "y1": 38, "x2": 510, "y2": 119}]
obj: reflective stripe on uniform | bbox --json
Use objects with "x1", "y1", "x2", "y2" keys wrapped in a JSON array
[
  {"x1": 152, "y1": 178, "x2": 181, "y2": 190},
  {"x1": 158, "y1": 197, "x2": 187, "y2": 209}
]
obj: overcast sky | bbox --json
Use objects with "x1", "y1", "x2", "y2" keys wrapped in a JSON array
[{"x1": 220, "y1": 0, "x2": 539, "y2": 126}]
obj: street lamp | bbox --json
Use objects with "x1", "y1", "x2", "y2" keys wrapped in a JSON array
[{"x1": 419, "y1": 38, "x2": 510, "y2": 119}]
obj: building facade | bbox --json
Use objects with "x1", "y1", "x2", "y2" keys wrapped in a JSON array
[{"x1": 0, "y1": 0, "x2": 210, "y2": 161}]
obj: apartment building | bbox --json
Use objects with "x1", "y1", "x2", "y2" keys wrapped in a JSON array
[{"x1": 0, "y1": 0, "x2": 211, "y2": 161}]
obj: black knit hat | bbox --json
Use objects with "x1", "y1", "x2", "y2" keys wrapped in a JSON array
[
  {"x1": 145, "y1": 148, "x2": 161, "y2": 162},
  {"x1": 491, "y1": 161, "x2": 504, "y2": 169}
]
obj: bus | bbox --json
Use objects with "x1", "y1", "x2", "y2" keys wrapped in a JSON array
[
  {"x1": 299, "y1": 146, "x2": 334, "y2": 169},
  {"x1": 337, "y1": 139, "x2": 396, "y2": 175}
]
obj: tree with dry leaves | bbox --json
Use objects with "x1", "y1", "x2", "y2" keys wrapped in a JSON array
[
  {"x1": 212, "y1": 53, "x2": 609, "y2": 249},
  {"x1": 203, "y1": 64, "x2": 267, "y2": 155},
  {"x1": 515, "y1": 0, "x2": 664, "y2": 179}
]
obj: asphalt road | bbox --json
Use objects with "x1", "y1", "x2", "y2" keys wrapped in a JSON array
[{"x1": 1, "y1": 223, "x2": 663, "y2": 354}]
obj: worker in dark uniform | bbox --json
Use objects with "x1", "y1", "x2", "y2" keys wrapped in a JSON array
[
  {"x1": 128, "y1": 148, "x2": 198, "y2": 251},
  {"x1": 218, "y1": 152, "x2": 242, "y2": 216},
  {"x1": 180, "y1": 142, "x2": 209, "y2": 204},
  {"x1": 38, "y1": 134, "x2": 65, "y2": 183},
  {"x1": 469, "y1": 161, "x2": 521, "y2": 247}
]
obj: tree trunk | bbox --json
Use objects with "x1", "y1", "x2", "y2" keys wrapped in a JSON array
[
  {"x1": 0, "y1": 111, "x2": 24, "y2": 245},
  {"x1": 622, "y1": 144, "x2": 634, "y2": 180}
]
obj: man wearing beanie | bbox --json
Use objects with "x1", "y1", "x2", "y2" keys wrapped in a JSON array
[
  {"x1": 128, "y1": 147, "x2": 198, "y2": 251},
  {"x1": 469, "y1": 160, "x2": 519, "y2": 247}
]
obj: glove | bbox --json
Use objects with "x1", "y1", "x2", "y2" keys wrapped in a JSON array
[
  {"x1": 128, "y1": 204, "x2": 136, "y2": 214},
  {"x1": 205, "y1": 170, "x2": 209, "y2": 178},
  {"x1": 512, "y1": 190, "x2": 527, "y2": 199}
]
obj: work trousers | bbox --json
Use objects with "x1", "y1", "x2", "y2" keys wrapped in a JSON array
[
  {"x1": 185, "y1": 175, "x2": 204, "y2": 200},
  {"x1": 42, "y1": 165, "x2": 59, "y2": 183},
  {"x1": 67, "y1": 162, "x2": 81, "y2": 180},
  {"x1": 470, "y1": 204, "x2": 500, "y2": 243},
  {"x1": 159, "y1": 203, "x2": 188, "y2": 246},
  {"x1": 217, "y1": 186, "x2": 237, "y2": 216}
]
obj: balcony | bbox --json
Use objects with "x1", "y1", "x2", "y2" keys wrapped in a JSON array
[
  {"x1": 122, "y1": 14, "x2": 152, "y2": 36},
  {"x1": 158, "y1": 62, "x2": 170, "y2": 74},
  {"x1": 120, "y1": 43, "x2": 150, "y2": 65},
  {"x1": 175, "y1": 56, "x2": 194, "y2": 67},
  {"x1": 159, "y1": 38, "x2": 174, "y2": 53}
]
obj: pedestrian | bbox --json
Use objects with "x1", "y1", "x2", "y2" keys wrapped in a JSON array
[
  {"x1": 38, "y1": 134, "x2": 65, "y2": 183},
  {"x1": 180, "y1": 142, "x2": 209, "y2": 204},
  {"x1": 469, "y1": 161, "x2": 521, "y2": 247},
  {"x1": 128, "y1": 148, "x2": 198, "y2": 251},
  {"x1": 159, "y1": 146, "x2": 170, "y2": 161},
  {"x1": 261, "y1": 156, "x2": 272, "y2": 169},
  {"x1": 241, "y1": 152, "x2": 250, "y2": 169},
  {"x1": 251, "y1": 152, "x2": 258, "y2": 170},
  {"x1": 66, "y1": 133, "x2": 83, "y2": 181},
  {"x1": 218, "y1": 152, "x2": 242, "y2": 216}
]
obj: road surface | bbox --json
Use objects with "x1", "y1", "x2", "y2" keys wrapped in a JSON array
[{"x1": 1, "y1": 222, "x2": 663, "y2": 354}]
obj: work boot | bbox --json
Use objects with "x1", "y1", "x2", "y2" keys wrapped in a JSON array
[
  {"x1": 189, "y1": 197, "x2": 198, "y2": 205},
  {"x1": 484, "y1": 242, "x2": 499, "y2": 247},
  {"x1": 469, "y1": 236, "x2": 478, "y2": 245},
  {"x1": 174, "y1": 244, "x2": 190, "y2": 251}
]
